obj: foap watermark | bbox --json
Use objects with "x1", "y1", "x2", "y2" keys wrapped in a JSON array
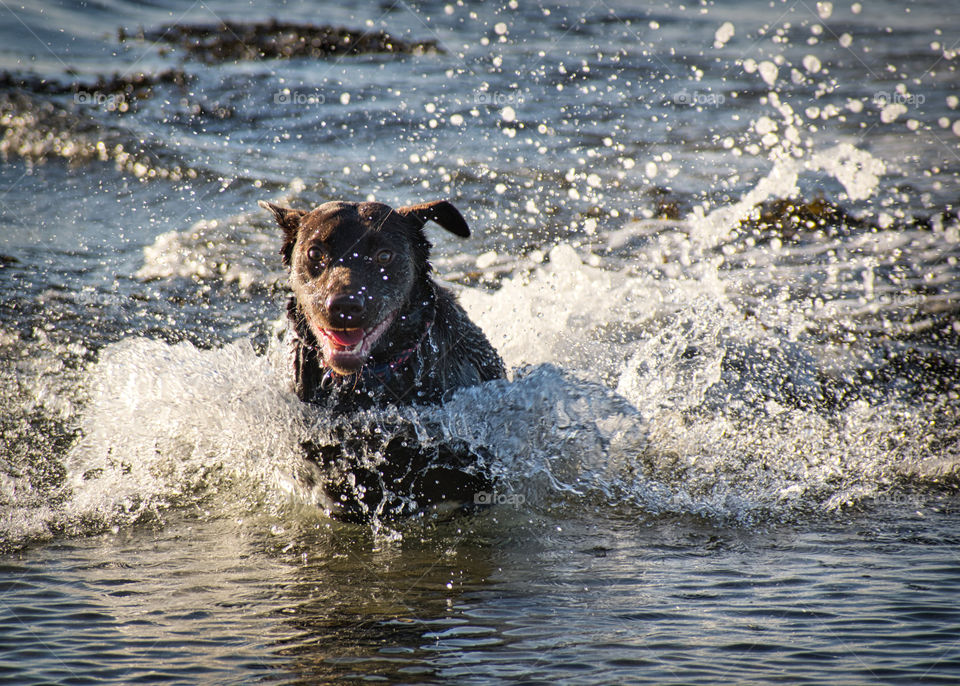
[
  {"x1": 273, "y1": 89, "x2": 326, "y2": 106},
  {"x1": 474, "y1": 90, "x2": 524, "y2": 107},
  {"x1": 672, "y1": 89, "x2": 725, "y2": 107},
  {"x1": 889, "y1": 292, "x2": 925, "y2": 308},
  {"x1": 75, "y1": 290, "x2": 129, "y2": 309},
  {"x1": 873, "y1": 91, "x2": 925, "y2": 108},
  {"x1": 474, "y1": 490, "x2": 526, "y2": 507},
  {"x1": 74, "y1": 91, "x2": 128, "y2": 112},
  {"x1": 872, "y1": 491, "x2": 923, "y2": 510}
]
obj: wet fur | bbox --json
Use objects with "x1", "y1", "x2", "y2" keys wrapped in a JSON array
[{"x1": 261, "y1": 198, "x2": 504, "y2": 520}]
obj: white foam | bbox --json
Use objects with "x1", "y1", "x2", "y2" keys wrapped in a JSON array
[{"x1": 62, "y1": 337, "x2": 311, "y2": 532}]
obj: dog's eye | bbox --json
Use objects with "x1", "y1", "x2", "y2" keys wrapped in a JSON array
[
  {"x1": 307, "y1": 247, "x2": 326, "y2": 265},
  {"x1": 374, "y1": 249, "x2": 394, "y2": 265}
]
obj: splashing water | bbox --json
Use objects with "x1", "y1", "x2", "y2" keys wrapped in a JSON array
[{"x1": 2, "y1": 138, "x2": 946, "y2": 552}]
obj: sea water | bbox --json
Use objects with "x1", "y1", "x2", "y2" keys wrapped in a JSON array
[{"x1": 2, "y1": 0, "x2": 959, "y2": 683}]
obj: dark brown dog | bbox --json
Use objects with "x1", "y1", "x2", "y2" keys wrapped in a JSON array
[{"x1": 259, "y1": 198, "x2": 504, "y2": 520}]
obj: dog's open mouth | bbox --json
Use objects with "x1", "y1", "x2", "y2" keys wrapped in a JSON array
[{"x1": 314, "y1": 311, "x2": 397, "y2": 375}]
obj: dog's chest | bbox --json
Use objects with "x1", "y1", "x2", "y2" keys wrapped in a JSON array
[{"x1": 314, "y1": 364, "x2": 437, "y2": 411}]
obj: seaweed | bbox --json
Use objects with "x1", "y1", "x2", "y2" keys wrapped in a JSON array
[
  {"x1": 740, "y1": 196, "x2": 871, "y2": 240},
  {"x1": 739, "y1": 195, "x2": 959, "y2": 242},
  {"x1": 123, "y1": 20, "x2": 441, "y2": 64},
  {"x1": 0, "y1": 69, "x2": 189, "y2": 102}
]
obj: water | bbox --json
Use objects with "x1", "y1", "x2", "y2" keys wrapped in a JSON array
[{"x1": 2, "y1": 0, "x2": 959, "y2": 682}]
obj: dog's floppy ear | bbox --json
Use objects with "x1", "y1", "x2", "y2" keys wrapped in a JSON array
[
  {"x1": 396, "y1": 200, "x2": 470, "y2": 238},
  {"x1": 258, "y1": 200, "x2": 307, "y2": 266}
]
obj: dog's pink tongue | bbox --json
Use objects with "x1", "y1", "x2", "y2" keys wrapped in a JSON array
[{"x1": 325, "y1": 328, "x2": 365, "y2": 347}]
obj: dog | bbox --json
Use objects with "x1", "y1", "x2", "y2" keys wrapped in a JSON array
[{"x1": 259, "y1": 198, "x2": 505, "y2": 521}]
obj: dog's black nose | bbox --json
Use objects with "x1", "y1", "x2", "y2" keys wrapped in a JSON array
[{"x1": 326, "y1": 293, "x2": 366, "y2": 324}]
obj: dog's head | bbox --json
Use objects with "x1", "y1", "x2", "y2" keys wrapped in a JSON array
[{"x1": 259, "y1": 199, "x2": 469, "y2": 376}]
